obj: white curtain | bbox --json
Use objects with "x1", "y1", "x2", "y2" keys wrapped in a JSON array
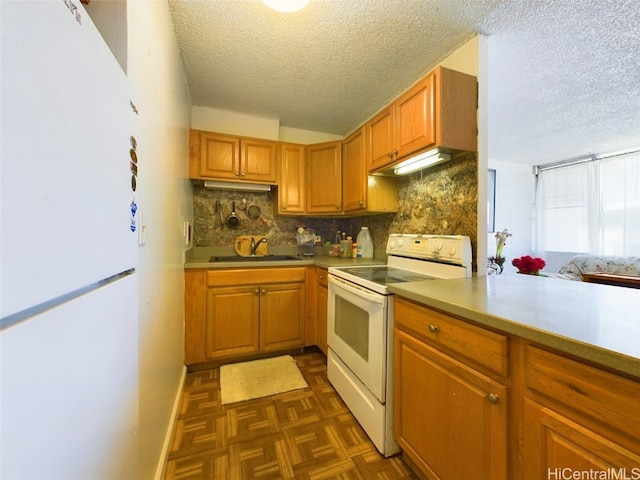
[{"x1": 534, "y1": 150, "x2": 640, "y2": 257}]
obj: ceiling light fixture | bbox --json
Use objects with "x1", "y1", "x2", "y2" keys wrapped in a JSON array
[
  {"x1": 393, "y1": 148, "x2": 451, "y2": 175},
  {"x1": 262, "y1": 0, "x2": 309, "y2": 13}
]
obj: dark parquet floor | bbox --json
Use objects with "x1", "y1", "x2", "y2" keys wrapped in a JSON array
[{"x1": 163, "y1": 350, "x2": 418, "y2": 479}]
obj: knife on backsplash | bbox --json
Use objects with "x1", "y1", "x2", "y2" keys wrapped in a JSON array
[{"x1": 215, "y1": 199, "x2": 223, "y2": 229}]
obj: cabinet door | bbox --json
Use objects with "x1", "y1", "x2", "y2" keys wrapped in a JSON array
[
  {"x1": 395, "y1": 328, "x2": 508, "y2": 480},
  {"x1": 198, "y1": 131, "x2": 241, "y2": 180},
  {"x1": 260, "y1": 282, "x2": 305, "y2": 351},
  {"x1": 185, "y1": 269, "x2": 207, "y2": 364},
  {"x1": 317, "y1": 281, "x2": 328, "y2": 356},
  {"x1": 306, "y1": 141, "x2": 342, "y2": 214},
  {"x1": 343, "y1": 127, "x2": 367, "y2": 213},
  {"x1": 522, "y1": 399, "x2": 640, "y2": 479},
  {"x1": 395, "y1": 73, "x2": 435, "y2": 159},
  {"x1": 206, "y1": 285, "x2": 260, "y2": 359},
  {"x1": 367, "y1": 106, "x2": 395, "y2": 172},
  {"x1": 241, "y1": 138, "x2": 277, "y2": 183},
  {"x1": 277, "y1": 143, "x2": 305, "y2": 214}
]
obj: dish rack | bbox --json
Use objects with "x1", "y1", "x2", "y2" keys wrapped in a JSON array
[{"x1": 296, "y1": 228, "x2": 315, "y2": 257}]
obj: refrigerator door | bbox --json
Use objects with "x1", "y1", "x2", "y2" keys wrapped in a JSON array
[
  {"x1": 0, "y1": 273, "x2": 139, "y2": 480},
  {"x1": 0, "y1": 2, "x2": 137, "y2": 317}
]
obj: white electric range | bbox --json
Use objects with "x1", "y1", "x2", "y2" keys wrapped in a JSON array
[{"x1": 327, "y1": 234, "x2": 472, "y2": 456}]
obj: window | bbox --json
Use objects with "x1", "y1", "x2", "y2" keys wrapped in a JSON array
[
  {"x1": 534, "y1": 150, "x2": 640, "y2": 256},
  {"x1": 487, "y1": 169, "x2": 496, "y2": 233}
]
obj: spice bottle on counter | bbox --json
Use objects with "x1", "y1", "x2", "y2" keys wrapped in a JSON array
[
  {"x1": 340, "y1": 236, "x2": 352, "y2": 258},
  {"x1": 352, "y1": 242, "x2": 358, "y2": 258}
]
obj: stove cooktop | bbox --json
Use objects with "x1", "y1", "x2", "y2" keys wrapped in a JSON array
[{"x1": 338, "y1": 266, "x2": 435, "y2": 287}]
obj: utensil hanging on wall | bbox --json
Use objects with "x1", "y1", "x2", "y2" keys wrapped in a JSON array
[
  {"x1": 247, "y1": 204, "x2": 261, "y2": 219},
  {"x1": 226, "y1": 201, "x2": 240, "y2": 228},
  {"x1": 215, "y1": 199, "x2": 223, "y2": 229}
]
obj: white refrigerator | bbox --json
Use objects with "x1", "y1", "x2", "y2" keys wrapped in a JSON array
[{"x1": 1, "y1": 2, "x2": 139, "y2": 478}]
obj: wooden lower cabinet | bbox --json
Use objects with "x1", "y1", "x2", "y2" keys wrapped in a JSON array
[
  {"x1": 522, "y1": 400, "x2": 640, "y2": 478},
  {"x1": 304, "y1": 266, "x2": 328, "y2": 355},
  {"x1": 206, "y1": 284, "x2": 260, "y2": 359},
  {"x1": 394, "y1": 327, "x2": 508, "y2": 480},
  {"x1": 185, "y1": 268, "x2": 306, "y2": 364},
  {"x1": 316, "y1": 269, "x2": 328, "y2": 355},
  {"x1": 260, "y1": 282, "x2": 306, "y2": 352},
  {"x1": 521, "y1": 343, "x2": 640, "y2": 479},
  {"x1": 393, "y1": 297, "x2": 640, "y2": 480}
]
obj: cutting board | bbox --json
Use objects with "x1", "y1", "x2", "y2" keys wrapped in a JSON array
[{"x1": 234, "y1": 236, "x2": 269, "y2": 256}]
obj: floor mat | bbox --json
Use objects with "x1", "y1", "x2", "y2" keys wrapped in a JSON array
[{"x1": 220, "y1": 355, "x2": 308, "y2": 404}]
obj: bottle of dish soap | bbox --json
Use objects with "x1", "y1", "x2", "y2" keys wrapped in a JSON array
[{"x1": 356, "y1": 227, "x2": 373, "y2": 259}]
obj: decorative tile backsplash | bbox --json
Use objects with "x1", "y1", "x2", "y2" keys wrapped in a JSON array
[{"x1": 193, "y1": 152, "x2": 478, "y2": 269}]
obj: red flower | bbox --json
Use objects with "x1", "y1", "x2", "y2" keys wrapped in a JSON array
[{"x1": 512, "y1": 255, "x2": 546, "y2": 275}]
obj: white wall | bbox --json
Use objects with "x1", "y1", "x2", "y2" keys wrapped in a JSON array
[
  {"x1": 440, "y1": 35, "x2": 478, "y2": 77},
  {"x1": 487, "y1": 159, "x2": 536, "y2": 274},
  {"x1": 192, "y1": 105, "x2": 343, "y2": 144},
  {"x1": 127, "y1": 2, "x2": 192, "y2": 479}
]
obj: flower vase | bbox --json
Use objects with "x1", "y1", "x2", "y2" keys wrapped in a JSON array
[{"x1": 487, "y1": 256, "x2": 505, "y2": 275}]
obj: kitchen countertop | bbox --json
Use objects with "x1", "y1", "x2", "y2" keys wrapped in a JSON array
[
  {"x1": 184, "y1": 247, "x2": 386, "y2": 269},
  {"x1": 388, "y1": 273, "x2": 640, "y2": 378}
]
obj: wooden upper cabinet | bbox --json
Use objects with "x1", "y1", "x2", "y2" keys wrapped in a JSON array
[
  {"x1": 276, "y1": 143, "x2": 305, "y2": 215},
  {"x1": 306, "y1": 141, "x2": 342, "y2": 214},
  {"x1": 343, "y1": 126, "x2": 399, "y2": 214},
  {"x1": 190, "y1": 131, "x2": 239, "y2": 180},
  {"x1": 189, "y1": 130, "x2": 277, "y2": 183},
  {"x1": 367, "y1": 106, "x2": 396, "y2": 172},
  {"x1": 367, "y1": 66, "x2": 477, "y2": 174},
  {"x1": 395, "y1": 73, "x2": 436, "y2": 159},
  {"x1": 434, "y1": 66, "x2": 478, "y2": 153},
  {"x1": 343, "y1": 127, "x2": 367, "y2": 212},
  {"x1": 241, "y1": 138, "x2": 277, "y2": 183}
]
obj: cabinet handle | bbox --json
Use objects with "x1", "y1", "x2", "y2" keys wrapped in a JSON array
[
  {"x1": 388, "y1": 152, "x2": 394, "y2": 158},
  {"x1": 359, "y1": 200, "x2": 364, "y2": 206},
  {"x1": 282, "y1": 205, "x2": 287, "y2": 210},
  {"x1": 235, "y1": 172, "x2": 240, "y2": 177},
  {"x1": 241, "y1": 172, "x2": 246, "y2": 177},
  {"x1": 254, "y1": 289, "x2": 259, "y2": 294},
  {"x1": 428, "y1": 324, "x2": 438, "y2": 333},
  {"x1": 262, "y1": 289, "x2": 266, "y2": 294},
  {"x1": 319, "y1": 275, "x2": 324, "y2": 280},
  {"x1": 487, "y1": 393, "x2": 499, "y2": 404}
]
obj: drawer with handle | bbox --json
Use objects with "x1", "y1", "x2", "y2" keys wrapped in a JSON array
[{"x1": 395, "y1": 297, "x2": 509, "y2": 379}]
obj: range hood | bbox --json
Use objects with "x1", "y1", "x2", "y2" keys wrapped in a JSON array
[
  {"x1": 203, "y1": 180, "x2": 272, "y2": 192},
  {"x1": 391, "y1": 148, "x2": 451, "y2": 175}
]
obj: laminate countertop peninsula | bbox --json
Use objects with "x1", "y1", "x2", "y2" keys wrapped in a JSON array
[{"x1": 388, "y1": 273, "x2": 640, "y2": 378}]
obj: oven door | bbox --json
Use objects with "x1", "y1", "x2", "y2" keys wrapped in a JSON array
[{"x1": 327, "y1": 275, "x2": 388, "y2": 402}]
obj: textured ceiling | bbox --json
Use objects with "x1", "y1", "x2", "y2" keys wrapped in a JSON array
[{"x1": 168, "y1": 0, "x2": 640, "y2": 165}]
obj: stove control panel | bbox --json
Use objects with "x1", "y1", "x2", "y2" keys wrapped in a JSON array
[{"x1": 386, "y1": 234, "x2": 472, "y2": 268}]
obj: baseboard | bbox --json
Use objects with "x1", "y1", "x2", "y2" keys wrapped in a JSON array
[{"x1": 154, "y1": 365, "x2": 187, "y2": 480}]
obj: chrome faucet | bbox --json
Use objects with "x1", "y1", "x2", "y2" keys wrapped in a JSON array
[{"x1": 250, "y1": 237, "x2": 267, "y2": 256}]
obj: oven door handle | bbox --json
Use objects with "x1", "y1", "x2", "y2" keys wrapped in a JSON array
[{"x1": 328, "y1": 275, "x2": 386, "y2": 305}]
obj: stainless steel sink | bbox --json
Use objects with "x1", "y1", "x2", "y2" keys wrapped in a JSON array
[{"x1": 209, "y1": 255, "x2": 304, "y2": 262}]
